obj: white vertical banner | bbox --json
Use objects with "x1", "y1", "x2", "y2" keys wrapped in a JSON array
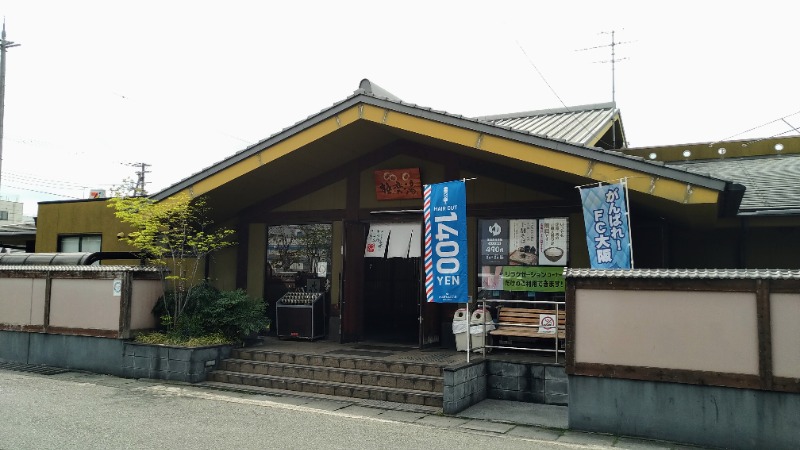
[
  {"x1": 408, "y1": 222, "x2": 422, "y2": 258},
  {"x1": 364, "y1": 224, "x2": 391, "y2": 257},
  {"x1": 387, "y1": 223, "x2": 415, "y2": 258}
]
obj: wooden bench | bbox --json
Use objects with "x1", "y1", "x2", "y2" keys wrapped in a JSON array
[{"x1": 489, "y1": 307, "x2": 566, "y2": 341}]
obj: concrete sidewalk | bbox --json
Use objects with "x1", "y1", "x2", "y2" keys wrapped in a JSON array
[
  {"x1": 0, "y1": 367, "x2": 697, "y2": 449},
  {"x1": 35, "y1": 369, "x2": 701, "y2": 449}
]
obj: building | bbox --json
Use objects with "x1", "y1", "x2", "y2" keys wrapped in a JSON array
[{"x1": 35, "y1": 79, "x2": 800, "y2": 347}]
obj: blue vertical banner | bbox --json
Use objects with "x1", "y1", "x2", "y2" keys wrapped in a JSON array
[
  {"x1": 424, "y1": 180, "x2": 468, "y2": 303},
  {"x1": 579, "y1": 181, "x2": 633, "y2": 269}
]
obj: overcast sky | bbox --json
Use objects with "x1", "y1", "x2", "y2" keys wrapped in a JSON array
[{"x1": 1, "y1": 1, "x2": 799, "y2": 216}]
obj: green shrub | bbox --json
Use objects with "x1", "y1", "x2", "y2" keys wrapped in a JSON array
[{"x1": 152, "y1": 282, "x2": 270, "y2": 343}]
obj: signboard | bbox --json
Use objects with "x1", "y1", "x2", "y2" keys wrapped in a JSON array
[
  {"x1": 480, "y1": 219, "x2": 509, "y2": 265},
  {"x1": 539, "y1": 314, "x2": 557, "y2": 334},
  {"x1": 538, "y1": 218, "x2": 568, "y2": 266},
  {"x1": 374, "y1": 168, "x2": 422, "y2": 200},
  {"x1": 509, "y1": 219, "x2": 538, "y2": 266},
  {"x1": 364, "y1": 224, "x2": 390, "y2": 257},
  {"x1": 424, "y1": 180, "x2": 468, "y2": 303},
  {"x1": 579, "y1": 182, "x2": 632, "y2": 269},
  {"x1": 501, "y1": 266, "x2": 565, "y2": 292}
]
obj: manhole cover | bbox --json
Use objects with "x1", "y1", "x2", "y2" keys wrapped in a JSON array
[{"x1": 0, "y1": 362, "x2": 71, "y2": 375}]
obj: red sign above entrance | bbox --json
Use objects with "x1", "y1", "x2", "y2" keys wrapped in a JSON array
[{"x1": 374, "y1": 168, "x2": 422, "y2": 200}]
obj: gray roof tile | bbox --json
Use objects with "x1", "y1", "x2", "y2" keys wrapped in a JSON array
[
  {"x1": 564, "y1": 268, "x2": 800, "y2": 279},
  {"x1": 668, "y1": 154, "x2": 800, "y2": 213}
]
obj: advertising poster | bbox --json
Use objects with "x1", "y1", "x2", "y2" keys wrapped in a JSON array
[
  {"x1": 538, "y1": 218, "x2": 568, "y2": 266},
  {"x1": 509, "y1": 219, "x2": 538, "y2": 266},
  {"x1": 423, "y1": 181, "x2": 468, "y2": 303},
  {"x1": 579, "y1": 182, "x2": 632, "y2": 269},
  {"x1": 479, "y1": 219, "x2": 509, "y2": 265}
]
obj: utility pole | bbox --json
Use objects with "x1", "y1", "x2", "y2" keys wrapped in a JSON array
[
  {"x1": 0, "y1": 19, "x2": 21, "y2": 195},
  {"x1": 124, "y1": 162, "x2": 151, "y2": 196}
]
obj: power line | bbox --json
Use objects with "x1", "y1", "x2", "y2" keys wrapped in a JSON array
[
  {"x1": 514, "y1": 40, "x2": 570, "y2": 111},
  {"x1": 710, "y1": 109, "x2": 800, "y2": 146}
]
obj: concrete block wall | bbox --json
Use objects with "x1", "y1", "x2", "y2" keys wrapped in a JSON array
[
  {"x1": 1, "y1": 330, "x2": 125, "y2": 376},
  {"x1": 570, "y1": 375, "x2": 800, "y2": 450},
  {"x1": 442, "y1": 360, "x2": 486, "y2": 414},
  {"x1": 122, "y1": 343, "x2": 232, "y2": 383},
  {"x1": 487, "y1": 360, "x2": 568, "y2": 405}
]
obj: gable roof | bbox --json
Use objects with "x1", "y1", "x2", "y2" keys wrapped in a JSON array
[
  {"x1": 476, "y1": 102, "x2": 624, "y2": 148},
  {"x1": 151, "y1": 79, "x2": 741, "y2": 221}
]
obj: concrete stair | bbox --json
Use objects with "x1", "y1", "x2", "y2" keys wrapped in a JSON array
[{"x1": 203, "y1": 348, "x2": 444, "y2": 408}]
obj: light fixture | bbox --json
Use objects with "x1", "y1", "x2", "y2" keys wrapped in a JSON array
[
  {"x1": 648, "y1": 152, "x2": 657, "y2": 160},
  {"x1": 775, "y1": 143, "x2": 784, "y2": 151},
  {"x1": 718, "y1": 147, "x2": 726, "y2": 156},
  {"x1": 682, "y1": 150, "x2": 692, "y2": 158}
]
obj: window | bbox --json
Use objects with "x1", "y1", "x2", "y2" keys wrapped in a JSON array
[
  {"x1": 0, "y1": 211, "x2": 8, "y2": 220},
  {"x1": 58, "y1": 234, "x2": 102, "y2": 253}
]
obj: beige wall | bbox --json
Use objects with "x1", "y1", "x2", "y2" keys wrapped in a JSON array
[
  {"x1": 0, "y1": 278, "x2": 46, "y2": 326},
  {"x1": 575, "y1": 289, "x2": 759, "y2": 375},
  {"x1": 771, "y1": 293, "x2": 800, "y2": 378},
  {"x1": 0, "y1": 271, "x2": 162, "y2": 336},
  {"x1": 50, "y1": 279, "x2": 122, "y2": 330},
  {"x1": 130, "y1": 279, "x2": 164, "y2": 330}
]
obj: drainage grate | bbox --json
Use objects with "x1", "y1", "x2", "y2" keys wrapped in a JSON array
[
  {"x1": 0, "y1": 362, "x2": 71, "y2": 375},
  {"x1": 324, "y1": 349, "x2": 394, "y2": 358},
  {"x1": 394, "y1": 352, "x2": 462, "y2": 363}
]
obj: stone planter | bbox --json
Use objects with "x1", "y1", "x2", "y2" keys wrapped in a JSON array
[{"x1": 122, "y1": 341, "x2": 232, "y2": 383}]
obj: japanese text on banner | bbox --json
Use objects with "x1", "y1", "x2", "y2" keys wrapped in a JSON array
[
  {"x1": 579, "y1": 181, "x2": 632, "y2": 269},
  {"x1": 423, "y1": 181, "x2": 468, "y2": 303}
]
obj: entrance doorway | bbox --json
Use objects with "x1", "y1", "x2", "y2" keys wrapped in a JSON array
[{"x1": 363, "y1": 257, "x2": 420, "y2": 344}]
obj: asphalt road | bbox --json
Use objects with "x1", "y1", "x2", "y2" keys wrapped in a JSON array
[{"x1": 0, "y1": 368, "x2": 617, "y2": 450}]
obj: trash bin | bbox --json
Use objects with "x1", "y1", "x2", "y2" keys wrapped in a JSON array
[
  {"x1": 468, "y1": 308, "x2": 495, "y2": 350},
  {"x1": 452, "y1": 308, "x2": 470, "y2": 351}
]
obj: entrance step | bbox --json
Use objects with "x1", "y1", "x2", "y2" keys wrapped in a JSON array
[{"x1": 205, "y1": 348, "x2": 445, "y2": 408}]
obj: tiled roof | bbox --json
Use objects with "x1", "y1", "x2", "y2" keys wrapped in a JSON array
[
  {"x1": 0, "y1": 265, "x2": 161, "y2": 272},
  {"x1": 668, "y1": 154, "x2": 800, "y2": 214},
  {"x1": 564, "y1": 268, "x2": 800, "y2": 279},
  {"x1": 0, "y1": 222, "x2": 36, "y2": 236},
  {"x1": 475, "y1": 103, "x2": 619, "y2": 147}
]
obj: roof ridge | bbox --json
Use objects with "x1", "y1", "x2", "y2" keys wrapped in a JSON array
[{"x1": 475, "y1": 102, "x2": 618, "y2": 121}]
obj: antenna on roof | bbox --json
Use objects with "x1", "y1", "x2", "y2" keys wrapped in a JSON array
[{"x1": 576, "y1": 30, "x2": 631, "y2": 104}]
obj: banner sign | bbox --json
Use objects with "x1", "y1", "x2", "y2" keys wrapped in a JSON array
[
  {"x1": 374, "y1": 168, "x2": 422, "y2": 200},
  {"x1": 501, "y1": 266, "x2": 566, "y2": 292},
  {"x1": 424, "y1": 180, "x2": 468, "y2": 303},
  {"x1": 579, "y1": 182, "x2": 632, "y2": 269}
]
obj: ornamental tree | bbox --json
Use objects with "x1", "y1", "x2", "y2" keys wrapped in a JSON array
[{"x1": 108, "y1": 193, "x2": 235, "y2": 331}]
